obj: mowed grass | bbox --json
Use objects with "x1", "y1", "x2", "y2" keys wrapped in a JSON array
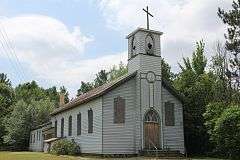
[
  {"x1": 0, "y1": 152, "x2": 80, "y2": 160},
  {"x1": 0, "y1": 152, "x2": 226, "y2": 160}
]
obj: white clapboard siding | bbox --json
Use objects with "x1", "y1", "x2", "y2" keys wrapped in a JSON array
[
  {"x1": 29, "y1": 129, "x2": 43, "y2": 152},
  {"x1": 162, "y1": 87, "x2": 185, "y2": 153},
  {"x1": 52, "y1": 98, "x2": 102, "y2": 154},
  {"x1": 102, "y1": 78, "x2": 136, "y2": 154}
]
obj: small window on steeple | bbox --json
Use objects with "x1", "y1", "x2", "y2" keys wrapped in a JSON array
[
  {"x1": 131, "y1": 36, "x2": 137, "y2": 57},
  {"x1": 145, "y1": 34, "x2": 154, "y2": 55}
]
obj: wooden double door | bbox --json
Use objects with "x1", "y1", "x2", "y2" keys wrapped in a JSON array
[{"x1": 144, "y1": 122, "x2": 160, "y2": 149}]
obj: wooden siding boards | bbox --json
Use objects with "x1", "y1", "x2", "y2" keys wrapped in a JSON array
[
  {"x1": 51, "y1": 98, "x2": 103, "y2": 154},
  {"x1": 102, "y1": 78, "x2": 136, "y2": 154},
  {"x1": 162, "y1": 87, "x2": 185, "y2": 153},
  {"x1": 29, "y1": 129, "x2": 43, "y2": 152}
]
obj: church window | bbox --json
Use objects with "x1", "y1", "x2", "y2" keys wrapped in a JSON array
[
  {"x1": 88, "y1": 109, "x2": 93, "y2": 133},
  {"x1": 145, "y1": 34, "x2": 154, "y2": 55},
  {"x1": 77, "y1": 113, "x2": 81, "y2": 135},
  {"x1": 165, "y1": 102, "x2": 175, "y2": 126},
  {"x1": 131, "y1": 36, "x2": 137, "y2": 57},
  {"x1": 61, "y1": 118, "x2": 64, "y2": 137},
  {"x1": 39, "y1": 130, "x2": 41, "y2": 140},
  {"x1": 33, "y1": 133, "x2": 35, "y2": 143},
  {"x1": 144, "y1": 109, "x2": 159, "y2": 122},
  {"x1": 54, "y1": 120, "x2": 57, "y2": 137},
  {"x1": 114, "y1": 96, "x2": 125, "y2": 123},
  {"x1": 36, "y1": 131, "x2": 38, "y2": 141},
  {"x1": 68, "y1": 116, "x2": 72, "y2": 136}
]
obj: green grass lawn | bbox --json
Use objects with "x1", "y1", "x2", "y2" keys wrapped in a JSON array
[{"x1": 0, "y1": 152, "x2": 226, "y2": 160}]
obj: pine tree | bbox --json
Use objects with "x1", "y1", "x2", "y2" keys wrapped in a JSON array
[{"x1": 218, "y1": 0, "x2": 240, "y2": 90}]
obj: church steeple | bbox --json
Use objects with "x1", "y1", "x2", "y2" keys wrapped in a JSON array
[{"x1": 126, "y1": 28, "x2": 163, "y2": 74}]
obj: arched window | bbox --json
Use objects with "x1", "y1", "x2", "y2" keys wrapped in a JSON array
[
  {"x1": 114, "y1": 96, "x2": 125, "y2": 123},
  {"x1": 88, "y1": 109, "x2": 93, "y2": 133},
  {"x1": 68, "y1": 115, "x2": 72, "y2": 136},
  {"x1": 77, "y1": 113, "x2": 81, "y2": 135},
  {"x1": 145, "y1": 34, "x2": 154, "y2": 55},
  {"x1": 61, "y1": 118, "x2": 64, "y2": 137},
  {"x1": 144, "y1": 109, "x2": 159, "y2": 123}
]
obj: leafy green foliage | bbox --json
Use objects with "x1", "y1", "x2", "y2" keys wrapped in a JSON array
[
  {"x1": 214, "y1": 105, "x2": 240, "y2": 159},
  {"x1": 161, "y1": 59, "x2": 175, "y2": 83},
  {"x1": 0, "y1": 83, "x2": 15, "y2": 117},
  {"x1": 108, "y1": 62, "x2": 128, "y2": 81},
  {"x1": 15, "y1": 81, "x2": 47, "y2": 104},
  {"x1": 174, "y1": 41, "x2": 215, "y2": 154},
  {"x1": 0, "y1": 73, "x2": 11, "y2": 86},
  {"x1": 77, "y1": 62, "x2": 127, "y2": 96},
  {"x1": 77, "y1": 81, "x2": 94, "y2": 96},
  {"x1": 203, "y1": 102, "x2": 227, "y2": 142},
  {"x1": 50, "y1": 139, "x2": 80, "y2": 155},
  {"x1": 3, "y1": 99, "x2": 54, "y2": 150},
  {"x1": 94, "y1": 70, "x2": 108, "y2": 87},
  {"x1": 0, "y1": 75, "x2": 15, "y2": 148}
]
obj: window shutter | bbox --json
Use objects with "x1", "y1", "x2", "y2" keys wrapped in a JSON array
[
  {"x1": 114, "y1": 97, "x2": 125, "y2": 124},
  {"x1": 77, "y1": 113, "x2": 81, "y2": 135},
  {"x1": 165, "y1": 102, "x2": 175, "y2": 126},
  {"x1": 114, "y1": 98, "x2": 118, "y2": 123},
  {"x1": 68, "y1": 116, "x2": 72, "y2": 136},
  {"x1": 61, "y1": 118, "x2": 64, "y2": 137},
  {"x1": 88, "y1": 109, "x2": 93, "y2": 133}
]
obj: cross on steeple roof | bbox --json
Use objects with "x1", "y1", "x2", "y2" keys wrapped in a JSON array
[{"x1": 143, "y1": 6, "x2": 154, "y2": 30}]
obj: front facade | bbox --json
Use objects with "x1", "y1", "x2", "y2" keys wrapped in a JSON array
[{"x1": 29, "y1": 28, "x2": 185, "y2": 154}]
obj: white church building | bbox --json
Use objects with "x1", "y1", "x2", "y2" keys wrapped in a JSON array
[{"x1": 29, "y1": 27, "x2": 185, "y2": 155}]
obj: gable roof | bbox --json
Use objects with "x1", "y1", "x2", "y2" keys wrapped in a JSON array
[
  {"x1": 51, "y1": 71, "x2": 184, "y2": 116},
  {"x1": 51, "y1": 71, "x2": 137, "y2": 115}
]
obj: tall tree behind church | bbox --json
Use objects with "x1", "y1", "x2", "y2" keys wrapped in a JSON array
[
  {"x1": 0, "y1": 73, "x2": 15, "y2": 148},
  {"x1": 174, "y1": 41, "x2": 214, "y2": 154},
  {"x1": 218, "y1": 0, "x2": 240, "y2": 90},
  {"x1": 94, "y1": 70, "x2": 108, "y2": 87}
]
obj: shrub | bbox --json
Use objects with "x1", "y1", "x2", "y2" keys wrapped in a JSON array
[
  {"x1": 203, "y1": 102, "x2": 226, "y2": 142},
  {"x1": 214, "y1": 105, "x2": 240, "y2": 159},
  {"x1": 50, "y1": 139, "x2": 80, "y2": 155}
]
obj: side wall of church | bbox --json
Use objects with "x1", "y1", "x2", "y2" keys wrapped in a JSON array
[
  {"x1": 51, "y1": 98, "x2": 103, "y2": 154},
  {"x1": 162, "y1": 87, "x2": 185, "y2": 153},
  {"x1": 102, "y1": 78, "x2": 137, "y2": 154},
  {"x1": 29, "y1": 128, "x2": 43, "y2": 152}
]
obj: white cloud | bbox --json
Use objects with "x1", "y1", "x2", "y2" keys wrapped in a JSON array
[
  {"x1": 97, "y1": 0, "x2": 232, "y2": 71},
  {"x1": 0, "y1": 15, "x2": 127, "y2": 97}
]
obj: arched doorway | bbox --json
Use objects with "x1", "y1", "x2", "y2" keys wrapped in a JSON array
[{"x1": 144, "y1": 109, "x2": 160, "y2": 149}]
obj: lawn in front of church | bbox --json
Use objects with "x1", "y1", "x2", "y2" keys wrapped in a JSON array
[{"x1": 0, "y1": 152, "x2": 226, "y2": 160}]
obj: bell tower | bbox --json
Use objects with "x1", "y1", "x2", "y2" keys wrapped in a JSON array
[
  {"x1": 126, "y1": 27, "x2": 163, "y2": 74},
  {"x1": 126, "y1": 6, "x2": 165, "y2": 151}
]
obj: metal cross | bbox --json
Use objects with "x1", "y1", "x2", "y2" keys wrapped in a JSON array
[{"x1": 143, "y1": 6, "x2": 153, "y2": 30}]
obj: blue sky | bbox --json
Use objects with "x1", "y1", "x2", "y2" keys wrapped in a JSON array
[{"x1": 0, "y1": 0, "x2": 232, "y2": 97}]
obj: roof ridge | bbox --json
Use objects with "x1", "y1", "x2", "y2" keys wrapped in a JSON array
[{"x1": 51, "y1": 71, "x2": 137, "y2": 115}]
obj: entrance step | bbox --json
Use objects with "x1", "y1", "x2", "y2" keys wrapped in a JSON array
[{"x1": 140, "y1": 149, "x2": 184, "y2": 158}]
